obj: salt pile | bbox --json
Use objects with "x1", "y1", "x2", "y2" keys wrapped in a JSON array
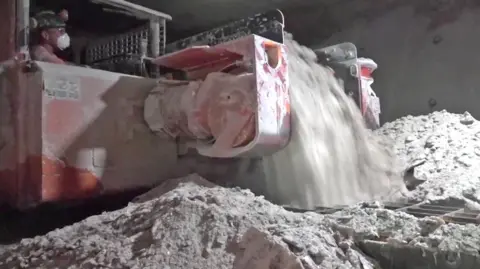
[
  {"x1": 376, "y1": 110, "x2": 480, "y2": 203},
  {"x1": 0, "y1": 178, "x2": 370, "y2": 269},
  {"x1": 261, "y1": 36, "x2": 405, "y2": 209},
  {"x1": 2, "y1": 176, "x2": 480, "y2": 269}
]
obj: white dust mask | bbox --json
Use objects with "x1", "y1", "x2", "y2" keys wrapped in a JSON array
[{"x1": 56, "y1": 33, "x2": 70, "y2": 50}]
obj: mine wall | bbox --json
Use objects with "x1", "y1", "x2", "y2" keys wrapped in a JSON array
[{"x1": 312, "y1": 3, "x2": 480, "y2": 123}]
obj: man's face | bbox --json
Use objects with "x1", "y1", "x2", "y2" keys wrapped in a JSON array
[{"x1": 41, "y1": 28, "x2": 66, "y2": 48}]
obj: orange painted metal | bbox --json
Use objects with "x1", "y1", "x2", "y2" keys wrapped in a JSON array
[
  {"x1": 0, "y1": 64, "x2": 102, "y2": 209},
  {"x1": 0, "y1": 155, "x2": 100, "y2": 208},
  {"x1": 40, "y1": 156, "x2": 101, "y2": 202},
  {"x1": 151, "y1": 35, "x2": 291, "y2": 157},
  {"x1": 0, "y1": 34, "x2": 290, "y2": 209},
  {"x1": 0, "y1": 63, "x2": 156, "y2": 209}
]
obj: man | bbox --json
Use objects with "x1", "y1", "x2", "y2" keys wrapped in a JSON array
[{"x1": 30, "y1": 10, "x2": 70, "y2": 64}]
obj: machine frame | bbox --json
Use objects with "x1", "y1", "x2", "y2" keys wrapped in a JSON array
[
  {"x1": 0, "y1": 1, "x2": 291, "y2": 209},
  {"x1": 0, "y1": 0, "x2": 380, "y2": 209}
]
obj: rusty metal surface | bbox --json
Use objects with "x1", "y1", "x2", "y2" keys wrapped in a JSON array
[
  {"x1": 39, "y1": 62, "x2": 186, "y2": 201},
  {"x1": 153, "y1": 46, "x2": 243, "y2": 71},
  {"x1": 149, "y1": 35, "x2": 290, "y2": 158},
  {"x1": 0, "y1": 68, "x2": 20, "y2": 206},
  {"x1": 0, "y1": 61, "x2": 37, "y2": 208},
  {"x1": 0, "y1": 62, "x2": 197, "y2": 208},
  {"x1": 145, "y1": 72, "x2": 256, "y2": 147},
  {"x1": 0, "y1": 0, "x2": 15, "y2": 62},
  {"x1": 0, "y1": 1, "x2": 31, "y2": 208}
]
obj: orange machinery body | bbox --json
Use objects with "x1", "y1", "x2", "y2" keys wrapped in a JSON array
[{"x1": 0, "y1": 34, "x2": 290, "y2": 209}]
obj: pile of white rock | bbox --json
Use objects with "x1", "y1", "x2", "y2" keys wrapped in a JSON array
[
  {"x1": 1, "y1": 174, "x2": 479, "y2": 269},
  {"x1": 376, "y1": 110, "x2": 480, "y2": 203}
]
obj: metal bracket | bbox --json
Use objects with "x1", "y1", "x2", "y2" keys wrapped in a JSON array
[
  {"x1": 314, "y1": 42, "x2": 361, "y2": 107},
  {"x1": 315, "y1": 42, "x2": 357, "y2": 64}
]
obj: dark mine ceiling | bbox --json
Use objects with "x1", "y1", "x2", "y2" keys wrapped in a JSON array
[
  {"x1": 30, "y1": 0, "x2": 465, "y2": 46},
  {"x1": 31, "y1": 0, "x2": 346, "y2": 46},
  {"x1": 121, "y1": 0, "x2": 337, "y2": 41}
]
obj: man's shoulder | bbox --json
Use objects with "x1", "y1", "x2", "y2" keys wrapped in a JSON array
[
  {"x1": 31, "y1": 45, "x2": 65, "y2": 64},
  {"x1": 31, "y1": 45, "x2": 50, "y2": 59},
  {"x1": 32, "y1": 45, "x2": 48, "y2": 53}
]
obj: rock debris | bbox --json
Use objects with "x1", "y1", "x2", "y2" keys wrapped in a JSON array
[
  {"x1": 1, "y1": 177, "x2": 480, "y2": 269},
  {"x1": 377, "y1": 110, "x2": 480, "y2": 204}
]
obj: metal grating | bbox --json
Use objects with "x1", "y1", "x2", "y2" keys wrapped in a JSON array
[
  {"x1": 84, "y1": 19, "x2": 166, "y2": 75},
  {"x1": 284, "y1": 201, "x2": 480, "y2": 225}
]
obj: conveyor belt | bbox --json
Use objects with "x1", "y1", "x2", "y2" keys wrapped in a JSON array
[{"x1": 284, "y1": 201, "x2": 480, "y2": 225}]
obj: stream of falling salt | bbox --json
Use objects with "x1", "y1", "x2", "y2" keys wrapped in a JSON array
[{"x1": 262, "y1": 37, "x2": 406, "y2": 209}]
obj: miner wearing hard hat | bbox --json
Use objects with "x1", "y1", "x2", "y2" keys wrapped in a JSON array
[{"x1": 30, "y1": 10, "x2": 70, "y2": 64}]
